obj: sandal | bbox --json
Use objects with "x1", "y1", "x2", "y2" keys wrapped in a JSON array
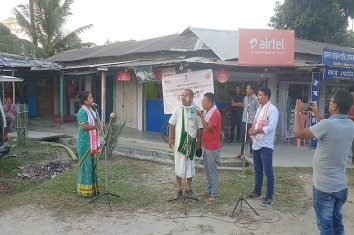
[
  {"x1": 206, "y1": 197, "x2": 217, "y2": 204},
  {"x1": 198, "y1": 192, "x2": 211, "y2": 198}
]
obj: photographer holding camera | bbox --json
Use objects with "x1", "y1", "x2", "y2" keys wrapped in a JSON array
[{"x1": 294, "y1": 89, "x2": 354, "y2": 234}]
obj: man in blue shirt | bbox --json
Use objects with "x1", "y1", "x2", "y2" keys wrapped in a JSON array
[{"x1": 294, "y1": 89, "x2": 354, "y2": 234}]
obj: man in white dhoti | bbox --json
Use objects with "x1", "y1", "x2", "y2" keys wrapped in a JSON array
[{"x1": 169, "y1": 89, "x2": 203, "y2": 200}]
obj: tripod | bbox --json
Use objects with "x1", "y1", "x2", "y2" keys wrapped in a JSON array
[
  {"x1": 89, "y1": 105, "x2": 120, "y2": 210},
  {"x1": 232, "y1": 104, "x2": 259, "y2": 217},
  {"x1": 168, "y1": 104, "x2": 198, "y2": 215}
]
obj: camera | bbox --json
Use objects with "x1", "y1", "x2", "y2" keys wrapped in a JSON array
[{"x1": 303, "y1": 103, "x2": 311, "y2": 111}]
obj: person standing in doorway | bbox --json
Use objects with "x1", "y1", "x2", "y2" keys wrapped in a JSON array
[
  {"x1": 294, "y1": 89, "x2": 354, "y2": 234},
  {"x1": 168, "y1": 89, "x2": 203, "y2": 200},
  {"x1": 238, "y1": 84, "x2": 259, "y2": 158},
  {"x1": 229, "y1": 85, "x2": 244, "y2": 144},
  {"x1": 347, "y1": 92, "x2": 354, "y2": 165},
  {"x1": 247, "y1": 87, "x2": 279, "y2": 207},
  {"x1": 196, "y1": 92, "x2": 221, "y2": 204}
]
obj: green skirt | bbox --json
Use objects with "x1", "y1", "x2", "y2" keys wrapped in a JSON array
[{"x1": 77, "y1": 147, "x2": 100, "y2": 197}]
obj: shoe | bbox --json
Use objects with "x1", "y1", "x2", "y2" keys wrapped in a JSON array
[
  {"x1": 247, "y1": 192, "x2": 262, "y2": 199},
  {"x1": 206, "y1": 196, "x2": 217, "y2": 204},
  {"x1": 198, "y1": 191, "x2": 211, "y2": 198},
  {"x1": 262, "y1": 198, "x2": 273, "y2": 207},
  {"x1": 229, "y1": 142, "x2": 234, "y2": 145},
  {"x1": 185, "y1": 190, "x2": 198, "y2": 200},
  {"x1": 174, "y1": 190, "x2": 183, "y2": 199},
  {"x1": 236, "y1": 140, "x2": 241, "y2": 144}
]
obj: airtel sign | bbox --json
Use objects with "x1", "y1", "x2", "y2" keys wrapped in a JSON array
[{"x1": 238, "y1": 29, "x2": 295, "y2": 65}]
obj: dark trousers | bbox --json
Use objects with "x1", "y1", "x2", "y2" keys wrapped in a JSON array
[
  {"x1": 230, "y1": 113, "x2": 242, "y2": 142},
  {"x1": 240, "y1": 122, "x2": 252, "y2": 154},
  {"x1": 253, "y1": 147, "x2": 274, "y2": 199}
]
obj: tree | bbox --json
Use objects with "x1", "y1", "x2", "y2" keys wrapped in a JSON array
[
  {"x1": 0, "y1": 22, "x2": 43, "y2": 57},
  {"x1": 268, "y1": 0, "x2": 354, "y2": 45},
  {"x1": 13, "y1": 0, "x2": 94, "y2": 57}
]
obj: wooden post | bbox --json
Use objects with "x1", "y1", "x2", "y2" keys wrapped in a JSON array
[
  {"x1": 11, "y1": 69, "x2": 15, "y2": 101},
  {"x1": 113, "y1": 73, "x2": 116, "y2": 112},
  {"x1": 1, "y1": 68, "x2": 3, "y2": 102},
  {"x1": 60, "y1": 74, "x2": 64, "y2": 124},
  {"x1": 101, "y1": 71, "x2": 106, "y2": 125}
]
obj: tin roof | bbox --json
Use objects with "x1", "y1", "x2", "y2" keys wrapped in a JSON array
[
  {"x1": 0, "y1": 52, "x2": 61, "y2": 71},
  {"x1": 183, "y1": 27, "x2": 354, "y2": 60},
  {"x1": 47, "y1": 34, "x2": 210, "y2": 62},
  {"x1": 47, "y1": 26, "x2": 354, "y2": 64},
  {"x1": 182, "y1": 27, "x2": 239, "y2": 60},
  {"x1": 295, "y1": 38, "x2": 354, "y2": 55}
]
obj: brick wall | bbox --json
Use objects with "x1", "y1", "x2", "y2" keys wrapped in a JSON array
[{"x1": 36, "y1": 76, "x2": 54, "y2": 116}]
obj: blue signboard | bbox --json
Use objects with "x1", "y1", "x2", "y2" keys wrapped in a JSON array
[
  {"x1": 324, "y1": 67, "x2": 354, "y2": 79},
  {"x1": 310, "y1": 73, "x2": 319, "y2": 148},
  {"x1": 322, "y1": 48, "x2": 354, "y2": 68}
]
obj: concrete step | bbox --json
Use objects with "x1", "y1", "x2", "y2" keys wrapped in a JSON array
[{"x1": 114, "y1": 144, "x2": 250, "y2": 169}]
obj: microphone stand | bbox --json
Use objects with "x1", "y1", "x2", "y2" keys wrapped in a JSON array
[
  {"x1": 232, "y1": 104, "x2": 259, "y2": 217},
  {"x1": 168, "y1": 98, "x2": 198, "y2": 215},
  {"x1": 89, "y1": 104, "x2": 120, "y2": 210}
]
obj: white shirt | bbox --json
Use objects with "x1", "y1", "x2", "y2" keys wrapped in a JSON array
[{"x1": 252, "y1": 103, "x2": 279, "y2": 150}]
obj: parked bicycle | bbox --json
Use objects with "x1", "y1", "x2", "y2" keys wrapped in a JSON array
[{"x1": 161, "y1": 120, "x2": 225, "y2": 147}]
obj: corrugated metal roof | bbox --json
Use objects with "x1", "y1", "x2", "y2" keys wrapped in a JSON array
[
  {"x1": 63, "y1": 57, "x2": 320, "y2": 71},
  {"x1": 183, "y1": 27, "x2": 239, "y2": 61},
  {"x1": 48, "y1": 26, "x2": 354, "y2": 64},
  {"x1": 0, "y1": 52, "x2": 61, "y2": 71},
  {"x1": 47, "y1": 34, "x2": 209, "y2": 62},
  {"x1": 295, "y1": 38, "x2": 354, "y2": 54},
  {"x1": 185, "y1": 57, "x2": 321, "y2": 68},
  {"x1": 62, "y1": 58, "x2": 185, "y2": 70},
  {"x1": 185, "y1": 27, "x2": 354, "y2": 60}
]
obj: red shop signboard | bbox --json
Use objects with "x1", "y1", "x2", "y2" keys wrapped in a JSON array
[
  {"x1": 238, "y1": 29, "x2": 295, "y2": 65},
  {"x1": 117, "y1": 71, "x2": 130, "y2": 81}
]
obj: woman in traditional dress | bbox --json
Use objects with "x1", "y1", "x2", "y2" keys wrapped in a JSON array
[{"x1": 76, "y1": 91, "x2": 101, "y2": 197}]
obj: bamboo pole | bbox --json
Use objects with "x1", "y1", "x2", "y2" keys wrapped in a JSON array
[
  {"x1": 12, "y1": 68, "x2": 15, "y2": 103},
  {"x1": 60, "y1": 74, "x2": 64, "y2": 124},
  {"x1": 101, "y1": 71, "x2": 106, "y2": 125}
]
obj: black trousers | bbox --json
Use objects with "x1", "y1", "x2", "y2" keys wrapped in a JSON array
[
  {"x1": 240, "y1": 122, "x2": 253, "y2": 154},
  {"x1": 230, "y1": 113, "x2": 242, "y2": 142}
]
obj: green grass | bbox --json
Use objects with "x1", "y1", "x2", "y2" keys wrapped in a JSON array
[{"x1": 2, "y1": 139, "x2": 353, "y2": 216}]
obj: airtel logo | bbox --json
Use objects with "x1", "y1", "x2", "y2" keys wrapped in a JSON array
[{"x1": 249, "y1": 37, "x2": 285, "y2": 49}]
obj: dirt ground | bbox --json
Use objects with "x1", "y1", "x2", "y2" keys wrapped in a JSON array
[{"x1": 1, "y1": 158, "x2": 354, "y2": 234}]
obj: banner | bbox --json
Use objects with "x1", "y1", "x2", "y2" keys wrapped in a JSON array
[
  {"x1": 324, "y1": 67, "x2": 354, "y2": 79},
  {"x1": 162, "y1": 69, "x2": 214, "y2": 114},
  {"x1": 238, "y1": 29, "x2": 295, "y2": 65},
  {"x1": 322, "y1": 48, "x2": 354, "y2": 68},
  {"x1": 117, "y1": 71, "x2": 130, "y2": 81},
  {"x1": 135, "y1": 66, "x2": 157, "y2": 83},
  {"x1": 310, "y1": 72, "x2": 320, "y2": 149},
  {"x1": 153, "y1": 67, "x2": 176, "y2": 80}
]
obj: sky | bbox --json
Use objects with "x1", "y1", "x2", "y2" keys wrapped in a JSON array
[{"x1": 0, "y1": 0, "x2": 282, "y2": 45}]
